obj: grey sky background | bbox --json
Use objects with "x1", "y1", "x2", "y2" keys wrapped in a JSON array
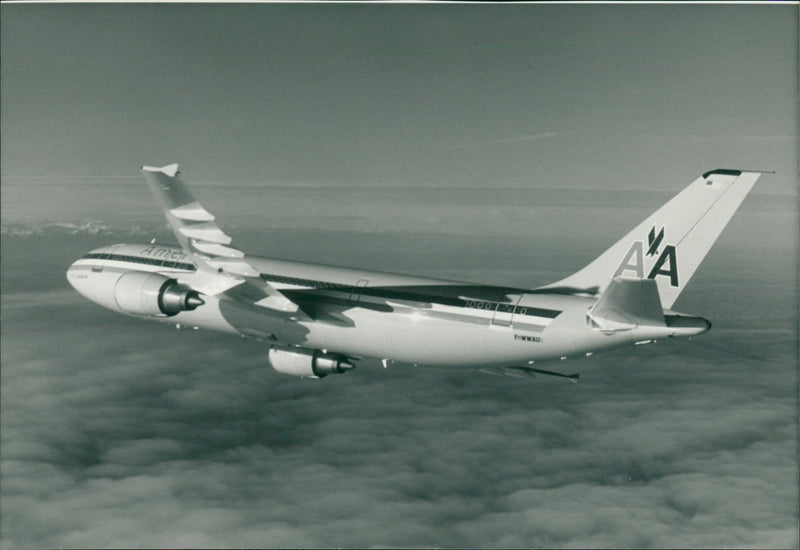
[
  {"x1": 1, "y1": 4, "x2": 797, "y2": 194},
  {"x1": 1, "y1": 3, "x2": 798, "y2": 549}
]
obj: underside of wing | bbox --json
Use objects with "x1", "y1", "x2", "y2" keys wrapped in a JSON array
[
  {"x1": 141, "y1": 164, "x2": 241, "y2": 259},
  {"x1": 479, "y1": 365, "x2": 580, "y2": 382},
  {"x1": 140, "y1": 164, "x2": 304, "y2": 316}
]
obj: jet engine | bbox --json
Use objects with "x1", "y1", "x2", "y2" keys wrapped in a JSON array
[
  {"x1": 114, "y1": 271, "x2": 204, "y2": 317},
  {"x1": 268, "y1": 348, "x2": 355, "y2": 378}
]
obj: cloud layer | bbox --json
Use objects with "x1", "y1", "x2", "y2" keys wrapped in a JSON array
[{"x1": 1, "y1": 227, "x2": 796, "y2": 548}]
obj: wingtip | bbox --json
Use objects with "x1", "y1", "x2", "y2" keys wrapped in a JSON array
[
  {"x1": 141, "y1": 163, "x2": 180, "y2": 177},
  {"x1": 702, "y1": 168, "x2": 742, "y2": 179},
  {"x1": 702, "y1": 168, "x2": 775, "y2": 179}
]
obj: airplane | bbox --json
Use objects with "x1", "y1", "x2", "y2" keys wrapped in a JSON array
[{"x1": 67, "y1": 164, "x2": 769, "y2": 380}]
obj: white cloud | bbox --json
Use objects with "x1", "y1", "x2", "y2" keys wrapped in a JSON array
[{"x1": 1, "y1": 227, "x2": 796, "y2": 548}]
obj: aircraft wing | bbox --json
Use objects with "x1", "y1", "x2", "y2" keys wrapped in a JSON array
[{"x1": 140, "y1": 164, "x2": 303, "y2": 314}]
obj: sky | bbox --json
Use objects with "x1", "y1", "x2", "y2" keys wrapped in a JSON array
[
  {"x1": 1, "y1": 4, "x2": 797, "y2": 193},
  {"x1": 1, "y1": 3, "x2": 798, "y2": 549}
]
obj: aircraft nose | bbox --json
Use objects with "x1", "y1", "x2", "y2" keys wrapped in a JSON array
[
  {"x1": 66, "y1": 258, "x2": 96, "y2": 299},
  {"x1": 66, "y1": 260, "x2": 83, "y2": 292}
]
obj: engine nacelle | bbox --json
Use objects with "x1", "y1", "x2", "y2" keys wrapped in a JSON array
[
  {"x1": 268, "y1": 348, "x2": 355, "y2": 379},
  {"x1": 114, "y1": 271, "x2": 204, "y2": 317}
]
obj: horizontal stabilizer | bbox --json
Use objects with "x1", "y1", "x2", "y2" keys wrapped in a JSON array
[{"x1": 587, "y1": 276, "x2": 665, "y2": 331}]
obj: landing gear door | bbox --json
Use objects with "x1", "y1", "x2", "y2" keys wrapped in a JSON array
[{"x1": 492, "y1": 294, "x2": 521, "y2": 326}]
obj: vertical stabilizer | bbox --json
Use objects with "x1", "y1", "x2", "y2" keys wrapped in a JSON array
[{"x1": 540, "y1": 169, "x2": 768, "y2": 308}]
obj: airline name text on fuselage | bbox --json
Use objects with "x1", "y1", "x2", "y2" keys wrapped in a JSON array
[{"x1": 140, "y1": 246, "x2": 188, "y2": 261}]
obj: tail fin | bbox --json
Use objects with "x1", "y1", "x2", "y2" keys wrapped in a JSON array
[{"x1": 541, "y1": 169, "x2": 769, "y2": 309}]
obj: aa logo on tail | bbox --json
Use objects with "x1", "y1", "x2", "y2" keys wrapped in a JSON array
[{"x1": 614, "y1": 225, "x2": 679, "y2": 287}]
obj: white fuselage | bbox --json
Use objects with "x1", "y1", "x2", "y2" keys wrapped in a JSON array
[{"x1": 67, "y1": 243, "x2": 708, "y2": 369}]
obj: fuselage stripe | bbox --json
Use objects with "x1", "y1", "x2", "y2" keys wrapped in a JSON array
[
  {"x1": 259, "y1": 272, "x2": 561, "y2": 321},
  {"x1": 82, "y1": 252, "x2": 196, "y2": 272},
  {"x1": 76, "y1": 253, "x2": 561, "y2": 325}
]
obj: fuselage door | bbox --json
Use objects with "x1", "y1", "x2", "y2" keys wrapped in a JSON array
[
  {"x1": 492, "y1": 294, "x2": 522, "y2": 326},
  {"x1": 349, "y1": 279, "x2": 369, "y2": 304}
]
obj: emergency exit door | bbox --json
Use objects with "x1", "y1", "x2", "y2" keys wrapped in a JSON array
[{"x1": 492, "y1": 295, "x2": 521, "y2": 326}]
